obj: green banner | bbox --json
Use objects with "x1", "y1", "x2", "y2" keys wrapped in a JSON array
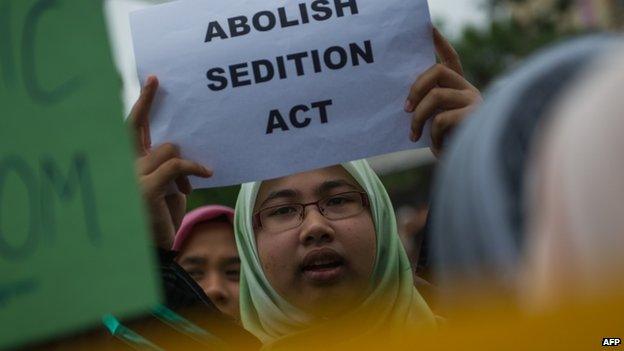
[{"x1": 0, "y1": 0, "x2": 160, "y2": 348}]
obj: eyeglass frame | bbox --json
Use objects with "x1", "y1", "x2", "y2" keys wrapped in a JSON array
[{"x1": 252, "y1": 191, "x2": 370, "y2": 231}]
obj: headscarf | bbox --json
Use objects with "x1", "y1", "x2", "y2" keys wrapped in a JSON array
[
  {"x1": 173, "y1": 205, "x2": 235, "y2": 251},
  {"x1": 521, "y1": 44, "x2": 624, "y2": 308},
  {"x1": 430, "y1": 35, "x2": 621, "y2": 300},
  {"x1": 234, "y1": 160, "x2": 435, "y2": 345}
]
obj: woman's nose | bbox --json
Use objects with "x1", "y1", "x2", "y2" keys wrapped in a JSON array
[
  {"x1": 201, "y1": 274, "x2": 229, "y2": 305},
  {"x1": 298, "y1": 206, "x2": 335, "y2": 246}
]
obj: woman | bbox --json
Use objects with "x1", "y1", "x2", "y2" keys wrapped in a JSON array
[
  {"x1": 130, "y1": 27, "x2": 481, "y2": 347},
  {"x1": 233, "y1": 162, "x2": 437, "y2": 348},
  {"x1": 173, "y1": 205, "x2": 241, "y2": 320}
]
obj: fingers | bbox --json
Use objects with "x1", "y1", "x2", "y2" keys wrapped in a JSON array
[
  {"x1": 142, "y1": 157, "x2": 213, "y2": 197},
  {"x1": 128, "y1": 75, "x2": 158, "y2": 154},
  {"x1": 404, "y1": 64, "x2": 470, "y2": 113},
  {"x1": 410, "y1": 88, "x2": 474, "y2": 141},
  {"x1": 430, "y1": 107, "x2": 472, "y2": 154},
  {"x1": 433, "y1": 27, "x2": 463, "y2": 76},
  {"x1": 137, "y1": 143, "x2": 212, "y2": 197},
  {"x1": 156, "y1": 158, "x2": 212, "y2": 182},
  {"x1": 165, "y1": 193, "x2": 187, "y2": 232},
  {"x1": 175, "y1": 176, "x2": 192, "y2": 195},
  {"x1": 136, "y1": 143, "x2": 180, "y2": 175}
]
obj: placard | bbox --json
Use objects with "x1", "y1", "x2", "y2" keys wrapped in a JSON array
[
  {"x1": 130, "y1": 0, "x2": 434, "y2": 187},
  {"x1": 0, "y1": 1, "x2": 160, "y2": 348}
]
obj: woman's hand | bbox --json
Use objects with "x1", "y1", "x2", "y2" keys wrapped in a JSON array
[
  {"x1": 405, "y1": 28, "x2": 482, "y2": 157},
  {"x1": 128, "y1": 76, "x2": 213, "y2": 248}
]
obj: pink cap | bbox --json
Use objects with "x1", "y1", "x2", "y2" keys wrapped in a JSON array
[{"x1": 172, "y1": 205, "x2": 235, "y2": 251}]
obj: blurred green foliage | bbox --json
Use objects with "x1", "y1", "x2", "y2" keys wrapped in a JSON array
[
  {"x1": 454, "y1": 19, "x2": 567, "y2": 90},
  {"x1": 188, "y1": 185, "x2": 240, "y2": 210},
  {"x1": 381, "y1": 164, "x2": 435, "y2": 208},
  {"x1": 458, "y1": 0, "x2": 584, "y2": 90}
]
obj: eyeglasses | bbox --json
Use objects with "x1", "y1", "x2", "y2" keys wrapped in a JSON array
[{"x1": 253, "y1": 191, "x2": 369, "y2": 232}]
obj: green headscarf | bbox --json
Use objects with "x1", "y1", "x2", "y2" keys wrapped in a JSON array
[{"x1": 234, "y1": 160, "x2": 435, "y2": 345}]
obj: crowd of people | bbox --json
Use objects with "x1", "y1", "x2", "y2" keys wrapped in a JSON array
[{"x1": 29, "y1": 27, "x2": 624, "y2": 351}]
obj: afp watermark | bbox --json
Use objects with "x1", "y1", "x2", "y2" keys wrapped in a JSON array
[{"x1": 603, "y1": 338, "x2": 621, "y2": 347}]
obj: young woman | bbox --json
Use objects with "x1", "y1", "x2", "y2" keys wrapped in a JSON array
[
  {"x1": 234, "y1": 162, "x2": 436, "y2": 347},
  {"x1": 173, "y1": 205, "x2": 241, "y2": 320},
  {"x1": 130, "y1": 28, "x2": 481, "y2": 347}
]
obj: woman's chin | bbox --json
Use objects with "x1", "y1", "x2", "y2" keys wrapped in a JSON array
[{"x1": 296, "y1": 285, "x2": 366, "y2": 319}]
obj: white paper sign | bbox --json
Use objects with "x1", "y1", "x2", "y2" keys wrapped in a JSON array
[{"x1": 130, "y1": 0, "x2": 434, "y2": 188}]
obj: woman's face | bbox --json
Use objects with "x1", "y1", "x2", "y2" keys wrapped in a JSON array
[
  {"x1": 254, "y1": 166, "x2": 376, "y2": 318},
  {"x1": 176, "y1": 221, "x2": 241, "y2": 320}
]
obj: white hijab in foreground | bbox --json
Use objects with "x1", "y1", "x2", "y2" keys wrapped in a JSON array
[{"x1": 523, "y1": 45, "x2": 624, "y2": 307}]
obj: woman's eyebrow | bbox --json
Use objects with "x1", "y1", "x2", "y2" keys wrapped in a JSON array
[
  {"x1": 317, "y1": 179, "x2": 359, "y2": 194},
  {"x1": 179, "y1": 256, "x2": 206, "y2": 266},
  {"x1": 258, "y1": 189, "x2": 299, "y2": 208},
  {"x1": 220, "y1": 257, "x2": 241, "y2": 266}
]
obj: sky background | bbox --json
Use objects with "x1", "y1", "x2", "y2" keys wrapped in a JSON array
[{"x1": 429, "y1": 0, "x2": 488, "y2": 38}]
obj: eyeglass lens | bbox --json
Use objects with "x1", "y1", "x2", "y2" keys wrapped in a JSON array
[{"x1": 259, "y1": 192, "x2": 366, "y2": 231}]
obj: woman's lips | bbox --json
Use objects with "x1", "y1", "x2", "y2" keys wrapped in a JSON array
[{"x1": 300, "y1": 248, "x2": 346, "y2": 284}]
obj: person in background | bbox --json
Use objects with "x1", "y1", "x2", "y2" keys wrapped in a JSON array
[
  {"x1": 173, "y1": 205, "x2": 241, "y2": 320},
  {"x1": 397, "y1": 204, "x2": 429, "y2": 273}
]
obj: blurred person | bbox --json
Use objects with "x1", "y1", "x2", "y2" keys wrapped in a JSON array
[
  {"x1": 397, "y1": 204, "x2": 429, "y2": 268},
  {"x1": 396, "y1": 204, "x2": 439, "y2": 306},
  {"x1": 429, "y1": 35, "x2": 622, "y2": 311},
  {"x1": 391, "y1": 164, "x2": 437, "y2": 292},
  {"x1": 521, "y1": 46, "x2": 624, "y2": 309},
  {"x1": 131, "y1": 27, "x2": 481, "y2": 347},
  {"x1": 173, "y1": 205, "x2": 241, "y2": 320}
]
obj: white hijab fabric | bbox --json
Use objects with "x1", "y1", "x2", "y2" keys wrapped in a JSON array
[
  {"x1": 522, "y1": 45, "x2": 624, "y2": 307},
  {"x1": 431, "y1": 36, "x2": 620, "y2": 298}
]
